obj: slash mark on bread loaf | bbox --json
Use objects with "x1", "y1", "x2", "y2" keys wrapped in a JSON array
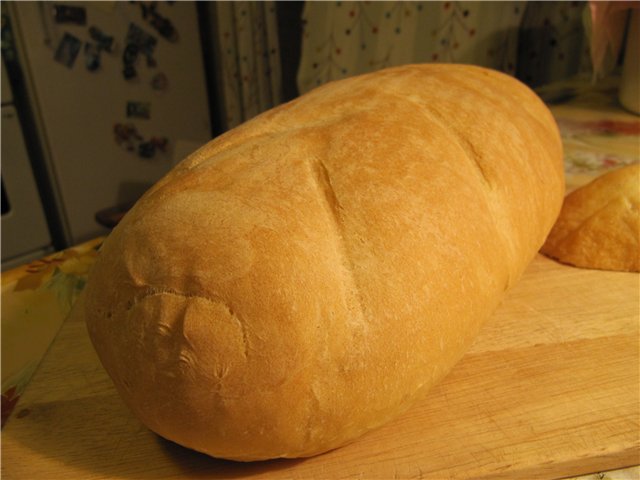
[
  {"x1": 315, "y1": 160, "x2": 344, "y2": 222},
  {"x1": 423, "y1": 106, "x2": 492, "y2": 187},
  {"x1": 402, "y1": 99, "x2": 524, "y2": 289},
  {"x1": 313, "y1": 160, "x2": 367, "y2": 329},
  {"x1": 388, "y1": 90, "x2": 493, "y2": 187}
]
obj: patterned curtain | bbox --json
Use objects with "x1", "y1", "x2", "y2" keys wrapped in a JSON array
[
  {"x1": 212, "y1": 1, "x2": 282, "y2": 129},
  {"x1": 517, "y1": 2, "x2": 591, "y2": 87},
  {"x1": 297, "y1": 1, "x2": 591, "y2": 94},
  {"x1": 201, "y1": 1, "x2": 592, "y2": 130}
]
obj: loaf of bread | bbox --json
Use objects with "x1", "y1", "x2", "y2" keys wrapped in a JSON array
[
  {"x1": 83, "y1": 64, "x2": 564, "y2": 461},
  {"x1": 541, "y1": 163, "x2": 639, "y2": 272}
]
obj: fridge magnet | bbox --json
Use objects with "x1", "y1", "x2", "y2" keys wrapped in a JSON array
[
  {"x1": 138, "y1": 140, "x2": 156, "y2": 158},
  {"x1": 84, "y1": 42, "x2": 101, "y2": 71},
  {"x1": 126, "y1": 101, "x2": 151, "y2": 119},
  {"x1": 150, "y1": 72, "x2": 168, "y2": 91},
  {"x1": 139, "y1": 2, "x2": 179, "y2": 42},
  {"x1": 122, "y1": 42, "x2": 139, "y2": 80},
  {"x1": 113, "y1": 123, "x2": 143, "y2": 152},
  {"x1": 122, "y1": 23, "x2": 157, "y2": 79},
  {"x1": 89, "y1": 26, "x2": 115, "y2": 53},
  {"x1": 138, "y1": 136, "x2": 169, "y2": 159},
  {"x1": 85, "y1": 26, "x2": 116, "y2": 72},
  {"x1": 150, "y1": 136, "x2": 168, "y2": 152},
  {"x1": 126, "y1": 23, "x2": 157, "y2": 62},
  {"x1": 113, "y1": 123, "x2": 168, "y2": 160},
  {"x1": 53, "y1": 4, "x2": 86, "y2": 25},
  {"x1": 54, "y1": 33, "x2": 81, "y2": 68}
]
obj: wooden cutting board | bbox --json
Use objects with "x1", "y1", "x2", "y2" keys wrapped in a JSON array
[{"x1": 2, "y1": 254, "x2": 639, "y2": 479}]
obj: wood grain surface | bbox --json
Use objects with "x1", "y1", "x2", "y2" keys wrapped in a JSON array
[{"x1": 2, "y1": 254, "x2": 639, "y2": 479}]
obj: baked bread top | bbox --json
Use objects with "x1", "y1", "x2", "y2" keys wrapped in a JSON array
[
  {"x1": 83, "y1": 64, "x2": 564, "y2": 461},
  {"x1": 541, "y1": 163, "x2": 640, "y2": 272}
]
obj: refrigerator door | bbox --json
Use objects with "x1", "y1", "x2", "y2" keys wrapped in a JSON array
[
  {"x1": 1, "y1": 105, "x2": 53, "y2": 269},
  {"x1": 11, "y1": 2, "x2": 211, "y2": 244}
]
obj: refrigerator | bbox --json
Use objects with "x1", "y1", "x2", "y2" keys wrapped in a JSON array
[
  {"x1": 1, "y1": 56, "x2": 54, "y2": 270},
  {"x1": 3, "y1": 1, "x2": 211, "y2": 253}
]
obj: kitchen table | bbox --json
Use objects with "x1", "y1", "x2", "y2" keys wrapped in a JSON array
[{"x1": 2, "y1": 75, "x2": 638, "y2": 479}]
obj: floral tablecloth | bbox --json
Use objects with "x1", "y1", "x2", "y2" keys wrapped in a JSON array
[
  {"x1": 1, "y1": 74, "x2": 638, "y2": 477},
  {"x1": 538, "y1": 74, "x2": 639, "y2": 191},
  {"x1": 1, "y1": 237, "x2": 103, "y2": 426}
]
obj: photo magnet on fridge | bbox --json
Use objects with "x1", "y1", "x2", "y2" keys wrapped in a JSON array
[
  {"x1": 84, "y1": 26, "x2": 116, "y2": 72},
  {"x1": 139, "y1": 2, "x2": 178, "y2": 42},
  {"x1": 89, "y1": 26, "x2": 115, "y2": 53},
  {"x1": 54, "y1": 33, "x2": 82, "y2": 68},
  {"x1": 52, "y1": 4, "x2": 86, "y2": 25},
  {"x1": 122, "y1": 43, "x2": 139, "y2": 80},
  {"x1": 84, "y1": 43, "x2": 101, "y2": 71},
  {"x1": 125, "y1": 23, "x2": 157, "y2": 63},
  {"x1": 122, "y1": 23, "x2": 157, "y2": 79}
]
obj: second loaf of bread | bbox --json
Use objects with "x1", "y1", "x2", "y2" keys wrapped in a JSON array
[{"x1": 83, "y1": 64, "x2": 565, "y2": 461}]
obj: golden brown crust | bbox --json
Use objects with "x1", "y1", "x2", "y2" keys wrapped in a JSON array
[
  {"x1": 83, "y1": 64, "x2": 564, "y2": 461},
  {"x1": 541, "y1": 163, "x2": 640, "y2": 272}
]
